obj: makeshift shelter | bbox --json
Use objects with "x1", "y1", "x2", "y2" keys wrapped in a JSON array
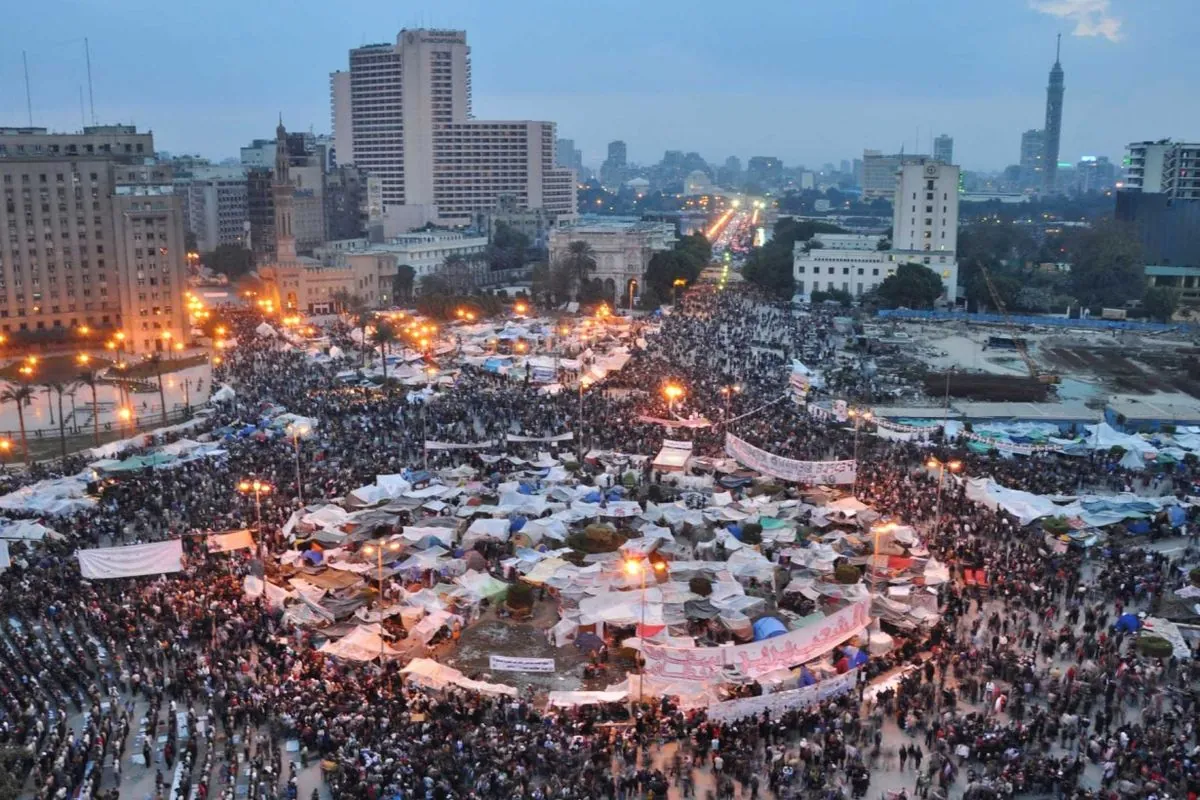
[
  {"x1": 402, "y1": 658, "x2": 517, "y2": 696},
  {"x1": 652, "y1": 440, "x2": 693, "y2": 472},
  {"x1": 752, "y1": 616, "x2": 788, "y2": 641},
  {"x1": 318, "y1": 624, "x2": 403, "y2": 661}
]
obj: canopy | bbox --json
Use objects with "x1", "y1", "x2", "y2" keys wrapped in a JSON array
[
  {"x1": 318, "y1": 624, "x2": 403, "y2": 661},
  {"x1": 752, "y1": 616, "x2": 788, "y2": 641},
  {"x1": 402, "y1": 657, "x2": 517, "y2": 696}
]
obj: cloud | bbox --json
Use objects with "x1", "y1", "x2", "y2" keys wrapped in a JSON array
[{"x1": 1030, "y1": 0, "x2": 1123, "y2": 42}]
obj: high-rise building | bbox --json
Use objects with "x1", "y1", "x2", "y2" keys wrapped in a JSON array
[
  {"x1": 556, "y1": 138, "x2": 582, "y2": 173},
  {"x1": 933, "y1": 134, "x2": 954, "y2": 165},
  {"x1": 0, "y1": 125, "x2": 188, "y2": 351},
  {"x1": 607, "y1": 141, "x2": 627, "y2": 168},
  {"x1": 840, "y1": 159, "x2": 851, "y2": 176},
  {"x1": 329, "y1": 29, "x2": 576, "y2": 225},
  {"x1": 1123, "y1": 140, "x2": 1200, "y2": 199},
  {"x1": 1075, "y1": 156, "x2": 1116, "y2": 194},
  {"x1": 180, "y1": 167, "x2": 248, "y2": 253},
  {"x1": 245, "y1": 167, "x2": 275, "y2": 264},
  {"x1": 1019, "y1": 129, "x2": 1045, "y2": 189},
  {"x1": 860, "y1": 150, "x2": 929, "y2": 201},
  {"x1": 1118, "y1": 139, "x2": 1200, "y2": 268},
  {"x1": 746, "y1": 156, "x2": 782, "y2": 188},
  {"x1": 717, "y1": 156, "x2": 742, "y2": 188},
  {"x1": 891, "y1": 160, "x2": 960, "y2": 300},
  {"x1": 600, "y1": 140, "x2": 628, "y2": 188},
  {"x1": 325, "y1": 164, "x2": 368, "y2": 242},
  {"x1": 1042, "y1": 35, "x2": 1066, "y2": 193}
]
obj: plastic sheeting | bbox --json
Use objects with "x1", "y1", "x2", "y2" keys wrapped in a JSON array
[{"x1": 77, "y1": 540, "x2": 183, "y2": 579}]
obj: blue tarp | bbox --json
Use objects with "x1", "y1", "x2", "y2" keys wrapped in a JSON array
[
  {"x1": 752, "y1": 617, "x2": 788, "y2": 641},
  {"x1": 1114, "y1": 613, "x2": 1141, "y2": 633},
  {"x1": 727, "y1": 523, "x2": 743, "y2": 540},
  {"x1": 798, "y1": 666, "x2": 817, "y2": 686},
  {"x1": 1168, "y1": 506, "x2": 1187, "y2": 527},
  {"x1": 718, "y1": 476, "x2": 753, "y2": 489},
  {"x1": 509, "y1": 516, "x2": 527, "y2": 533},
  {"x1": 303, "y1": 550, "x2": 323, "y2": 565},
  {"x1": 583, "y1": 491, "x2": 602, "y2": 504}
]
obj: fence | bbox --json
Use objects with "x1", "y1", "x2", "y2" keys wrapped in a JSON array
[
  {"x1": 875, "y1": 308, "x2": 1197, "y2": 334},
  {"x1": 1, "y1": 406, "x2": 197, "y2": 444}
]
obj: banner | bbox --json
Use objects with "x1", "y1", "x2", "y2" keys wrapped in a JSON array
[
  {"x1": 488, "y1": 655, "x2": 556, "y2": 673},
  {"x1": 725, "y1": 433, "x2": 856, "y2": 485},
  {"x1": 207, "y1": 529, "x2": 255, "y2": 553},
  {"x1": 706, "y1": 669, "x2": 858, "y2": 723},
  {"x1": 77, "y1": 540, "x2": 184, "y2": 580},
  {"x1": 964, "y1": 432, "x2": 1060, "y2": 455},
  {"x1": 874, "y1": 418, "x2": 941, "y2": 435},
  {"x1": 505, "y1": 432, "x2": 574, "y2": 443},
  {"x1": 642, "y1": 599, "x2": 871, "y2": 682},
  {"x1": 637, "y1": 416, "x2": 713, "y2": 429},
  {"x1": 423, "y1": 440, "x2": 496, "y2": 451},
  {"x1": 833, "y1": 399, "x2": 848, "y2": 423}
]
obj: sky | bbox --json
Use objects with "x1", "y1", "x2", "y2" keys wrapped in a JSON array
[{"x1": 2, "y1": 0, "x2": 1196, "y2": 173}]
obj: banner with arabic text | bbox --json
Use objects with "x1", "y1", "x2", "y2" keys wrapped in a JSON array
[
  {"x1": 424, "y1": 440, "x2": 496, "y2": 451},
  {"x1": 505, "y1": 433, "x2": 574, "y2": 443},
  {"x1": 706, "y1": 669, "x2": 858, "y2": 723},
  {"x1": 725, "y1": 433, "x2": 856, "y2": 485}
]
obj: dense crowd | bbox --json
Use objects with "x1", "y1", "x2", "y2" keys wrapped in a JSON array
[{"x1": 0, "y1": 282, "x2": 1196, "y2": 800}]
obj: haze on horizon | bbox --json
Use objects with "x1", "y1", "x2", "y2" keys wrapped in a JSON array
[{"x1": 1, "y1": 0, "x2": 1194, "y2": 172}]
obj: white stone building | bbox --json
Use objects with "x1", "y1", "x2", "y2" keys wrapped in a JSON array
[{"x1": 549, "y1": 220, "x2": 674, "y2": 304}]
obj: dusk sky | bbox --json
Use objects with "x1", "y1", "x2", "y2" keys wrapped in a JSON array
[{"x1": 2, "y1": 0, "x2": 1195, "y2": 172}]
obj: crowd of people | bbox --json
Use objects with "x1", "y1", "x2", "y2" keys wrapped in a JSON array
[{"x1": 0, "y1": 281, "x2": 1195, "y2": 800}]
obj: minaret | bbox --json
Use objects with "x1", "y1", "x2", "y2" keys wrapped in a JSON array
[
  {"x1": 1042, "y1": 35, "x2": 1065, "y2": 193},
  {"x1": 273, "y1": 116, "x2": 297, "y2": 263}
]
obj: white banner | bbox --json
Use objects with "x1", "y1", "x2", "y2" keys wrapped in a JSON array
[
  {"x1": 505, "y1": 433, "x2": 574, "y2": 443},
  {"x1": 706, "y1": 669, "x2": 858, "y2": 723},
  {"x1": 642, "y1": 599, "x2": 871, "y2": 682},
  {"x1": 725, "y1": 433, "x2": 856, "y2": 485},
  {"x1": 207, "y1": 529, "x2": 255, "y2": 553},
  {"x1": 0, "y1": 540, "x2": 9, "y2": 570},
  {"x1": 637, "y1": 416, "x2": 713, "y2": 429},
  {"x1": 488, "y1": 655, "x2": 556, "y2": 673},
  {"x1": 424, "y1": 440, "x2": 496, "y2": 451},
  {"x1": 77, "y1": 540, "x2": 184, "y2": 580}
]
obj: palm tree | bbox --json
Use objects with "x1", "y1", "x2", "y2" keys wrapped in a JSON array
[
  {"x1": 370, "y1": 321, "x2": 398, "y2": 390},
  {"x1": 564, "y1": 240, "x2": 597, "y2": 298},
  {"x1": 43, "y1": 381, "x2": 69, "y2": 465},
  {"x1": 75, "y1": 370, "x2": 103, "y2": 447},
  {"x1": 0, "y1": 383, "x2": 36, "y2": 463},
  {"x1": 147, "y1": 354, "x2": 169, "y2": 425}
]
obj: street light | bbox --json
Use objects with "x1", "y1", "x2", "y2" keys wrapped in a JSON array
[
  {"x1": 926, "y1": 457, "x2": 963, "y2": 541},
  {"x1": 720, "y1": 383, "x2": 742, "y2": 422},
  {"x1": 287, "y1": 424, "x2": 310, "y2": 506},
  {"x1": 237, "y1": 479, "x2": 273, "y2": 533},
  {"x1": 672, "y1": 278, "x2": 687, "y2": 305},
  {"x1": 662, "y1": 383, "x2": 684, "y2": 415},
  {"x1": 624, "y1": 558, "x2": 667, "y2": 705},
  {"x1": 847, "y1": 408, "x2": 873, "y2": 498},
  {"x1": 118, "y1": 406, "x2": 133, "y2": 436},
  {"x1": 362, "y1": 539, "x2": 404, "y2": 660},
  {"x1": 0, "y1": 439, "x2": 10, "y2": 465},
  {"x1": 514, "y1": 301, "x2": 528, "y2": 315}
]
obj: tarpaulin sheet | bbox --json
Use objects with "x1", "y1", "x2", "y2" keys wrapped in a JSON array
[
  {"x1": 77, "y1": 540, "x2": 184, "y2": 579},
  {"x1": 207, "y1": 529, "x2": 255, "y2": 553}
]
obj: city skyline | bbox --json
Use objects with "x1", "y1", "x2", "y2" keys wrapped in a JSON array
[{"x1": 2, "y1": 0, "x2": 1195, "y2": 172}]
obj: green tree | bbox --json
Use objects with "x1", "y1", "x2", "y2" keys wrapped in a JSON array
[
  {"x1": 1068, "y1": 221, "x2": 1144, "y2": 307},
  {"x1": 393, "y1": 264, "x2": 416, "y2": 301},
  {"x1": 75, "y1": 369, "x2": 103, "y2": 447},
  {"x1": 202, "y1": 244, "x2": 255, "y2": 280},
  {"x1": 146, "y1": 354, "x2": 169, "y2": 425},
  {"x1": 530, "y1": 261, "x2": 554, "y2": 305},
  {"x1": 562, "y1": 240, "x2": 597, "y2": 298},
  {"x1": 1142, "y1": 285, "x2": 1179, "y2": 322},
  {"x1": 42, "y1": 382, "x2": 69, "y2": 464},
  {"x1": 875, "y1": 262, "x2": 944, "y2": 309},
  {"x1": 0, "y1": 383, "x2": 35, "y2": 463},
  {"x1": 644, "y1": 251, "x2": 693, "y2": 297},
  {"x1": 418, "y1": 273, "x2": 453, "y2": 297},
  {"x1": 371, "y1": 320, "x2": 399, "y2": 388}
]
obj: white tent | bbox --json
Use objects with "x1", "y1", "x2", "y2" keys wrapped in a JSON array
[
  {"x1": 318, "y1": 623, "x2": 403, "y2": 661},
  {"x1": 463, "y1": 518, "x2": 510, "y2": 546},
  {"x1": 401, "y1": 657, "x2": 517, "y2": 696}
]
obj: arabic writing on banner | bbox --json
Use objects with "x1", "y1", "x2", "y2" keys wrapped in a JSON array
[
  {"x1": 725, "y1": 433, "x2": 856, "y2": 485},
  {"x1": 637, "y1": 415, "x2": 713, "y2": 429},
  {"x1": 423, "y1": 440, "x2": 497, "y2": 450},
  {"x1": 874, "y1": 418, "x2": 941, "y2": 435},
  {"x1": 488, "y1": 655, "x2": 556, "y2": 673},
  {"x1": 964, "y1": 432, "x2": 1060, "y2": 455},
  {"x1": 505, "y1": 432, "x2": 574, "y2": 443},
  {"x1": 641, "y1": 599, "x2": 871, "y2": 682},
  {"x1": 706, "y1": 669, "x2": 858, "y2": 723}
]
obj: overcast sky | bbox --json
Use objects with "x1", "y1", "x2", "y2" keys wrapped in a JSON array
[{"x1": 2, "y1": 0, "x2": 1194, "y2": 172}]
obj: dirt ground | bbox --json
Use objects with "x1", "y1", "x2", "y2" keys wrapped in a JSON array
[{"x1": 1041, "y1": 344, "x2": 1200, "y2": 396}]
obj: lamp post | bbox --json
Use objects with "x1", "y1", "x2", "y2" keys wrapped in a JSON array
[
  {"x1": 662, "y1": 383, "x2": 684, "y2": 417},
  {"x1": 117, "y1": 406, "x2": 133, "y2": 437},
  {"x1": 624, "y1": 558, "x2": 666, "y2": 706},
  {"x1": 847, "y1": 408, "x2": 873, "y2": 498},
  {"x1": 363, "y1": 539, "x2": 403, "y2": 661},
  {"x1": 0, "y1": 439, "x2": 11, "y2": 466},
  {"x1": 925, "y1": 457, "x2": 962, "y2": 541},
  {"x1": 576, "y1": 378, "x2": 589, "y2": 463},
  {"x1": 237, "y1": 479, "x2": 273, "y2": 535},
  {"x1": 720, "y1": 383, "x2": 742, "y2": 423},
  {"x1": 672, "y1": 278, "x2": 687, "y2": 306},
  {"x1": 287, "y1": 424, "x2": 310, "y2": 506}
]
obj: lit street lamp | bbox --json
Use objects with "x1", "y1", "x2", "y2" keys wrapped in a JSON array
[
  {"x1": 662, "y1": 383, "x2": 684, "y2": 416},
  {"x1": 926, "y1": 457, "x2": 963, "y2": 540},
  {"x1": 287, "y1": 424, "x2": 310, "y2": 506},
  {"x1": 847, "y1": 408, "x2": 873, "y2": 498},
  {"x1": 720, "y1": 383, "x2": 741, "y2": 422},
  {"x1": 624, "y1": 558, "x2": 667, "y2": 705},
  {"x1": 237, "y1": 478, "x2": 273, "y2": 533},
  {"x1": 362, "y1": 539, "x2": 404, "y2": 660}
]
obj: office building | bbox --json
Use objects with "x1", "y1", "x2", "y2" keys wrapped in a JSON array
[
  {"x1": 1020, "y1": 129, "x2": 1045, "y2": 189},
  {"x1": 796, "y1": 159, "x2": 959, "y2": 301},
  {"x1": 548, "y1": 220, "x2": 674, "y2": 306},
  {"x1": 325, "y1": 164, "x2": 368, "y2": 242},
  {"x1": 934, "y1": 134, "x2": 954, "y2": 165},
  {"x1": 556, "y1": 138, "x2": 583, "y2": 173},
  {"x1": 181, "y1": 167, "x2": 248, "y2": 252},
  {"x1": 860, "y1": 150, "x2": 929, "y2": 201},
  {"x1": 1074, "y1": 156, "x2": 1116, "y2": 194},
  {"x1": 0, "y1": 125, "x2": 188, "y2": 351},
  {"x1": 1117, "y1": 191, "x2": 1200, "y2": 268},
  {"x1": 329, "y1": 29, "x2": 576, "y2": 226},
  {"x1": 840, "y1": 159, "x2": 851, "y2": 176},
  {"x1": 606, "y1": 141, "x2": 627, "y2": 168},
  {"x1": 1042, "y1": 36, "x2": 1066, "y2": 192},
  {"x1": 600, "y1": 140, "x2": 628, "y2": 188},
  {"x1": 746, "y1": 156, "x2": 782, "y2": 188}
]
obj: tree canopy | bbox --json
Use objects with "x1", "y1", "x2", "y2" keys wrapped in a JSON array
[
  {"x1": 743, "y1": 218, "x2": 845, "y2": 298},
  {"x1": 1068, "y1": 221, "x2": 1144, "y2": 308},
  {"x1": 1142, "y1": 285, "x2": 1179, "y2": 322},
  {"x1": 875, "y1": 262, "x2": 944, "y2": 309}
]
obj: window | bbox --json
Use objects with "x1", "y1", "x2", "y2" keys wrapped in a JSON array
[{"x1": 797, "y1": 266, "x2": 805, "y2": 274}]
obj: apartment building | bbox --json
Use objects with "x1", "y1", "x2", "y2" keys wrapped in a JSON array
[{"x1": 0, "y1": 125, "x2": 188, "y2": 352}]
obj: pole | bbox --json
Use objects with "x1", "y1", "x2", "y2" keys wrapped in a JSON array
[
  {"x1": 293, "y1": 430, "x2": 304, "y2": 506},
  {"x1": 577, "y1": 383, "x2": 584, "y2": 462},
  {"x1": 85, "y1": 37, "x2": 96, "y2": 124},
  {"x1": 378, "y1": 547, "x2": 385, "y2": 662},
  {"x1": 638, "y1": 566, "x2": 646, "y2": 706},
  {"x1": 23, "y1": 52, "x2": 33, "y2": 127},
  {"x1": 254, "y1": 489, "x2": 263, "y2": 534},
  {"x1": 852, "y1": 414, "x2": 862, "y2": 498},
  {"x1": 422, "y1": 404, "x2": 429, "y2": 471},
  {"x1": 932, "y1": 464, "x2": 945, "y2": 541}
]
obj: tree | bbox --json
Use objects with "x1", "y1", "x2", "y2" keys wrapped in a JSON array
[
  {"x1": 43, "y1": 382, "x2": 69, "y2": 464},
  {"x1": 530, "y1": 261, "x2": 553, "y2": 305},
  {"x1": 1068, "y1": 221, "x2": 1144, "y2": 307},
  {"x1": 202, "y1": 244, "x2": 255, "y2": 280},
  {"x1": 75, "y1": 370, "x2": 102, "y2": 447},
  {"x1": 441, "y1": 254, "x2": 475, "y2": 295},
  {"x1": 370, "y1": 321, "x2": 398, "y2": 388},
  {"x1": 645, "y1": 251, "x2": 695, "y2": 298},
  {"x1": 147, "y1": 354, "x2": 169, "y2": 425},
  {"x1": 562, "y1": 240, "x2": 597, "y2": 298},
  {"x1": 393, "y1": 264, "x2": 416, "y2": 301},
  {"x1": 0, "y1": 383, "x2": 35, "y2": 463},
  {"x1": 1142, "y1": 285, "x2": 1180, "y2": 322},
  {"x1": 418, "y1": 273, "x2": 452, "y2": 297},
  {"x1": 875, "y1": 262, "x2": 944, "y2": 309}
]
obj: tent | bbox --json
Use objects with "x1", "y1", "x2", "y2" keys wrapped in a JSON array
[
  {"x1": 1114, "y1": 613, "x2": 1141, "y2": 633},
  {"x1": 752, "y1": 616, "x2": 788, "y2": 641},
  {"x1": 318, "y1": 624, "x2": 403, "y2": 661},
  {"x1": 401, "y1": 657, "x2": 517, "y2": 696}
]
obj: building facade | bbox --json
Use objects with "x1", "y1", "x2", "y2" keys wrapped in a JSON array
[
  {"x1": 0, "y1": 125, "x2": 188, "y2": 351},
  {"x1": 548, "y1": 220, "x2": 674, "y2": 304},
  {"x1": 1123, "y1": 140, "x2": 1200, "y2": 199},
  {"x1": 860, "y1": 151, "x2": 930, "y2": 201},
  {"x1": 329, "y1": 29, "x2": 576, "y2": 226},
  {"x1": 933, "y1": 134, "x2": 954, "y2": 165},
  {"x1": 181, "y1": 167, "x2": 248, "y2": 252},
  {"x1": 1020, "y1": 129, "x2": 1045, "y2": 189}
]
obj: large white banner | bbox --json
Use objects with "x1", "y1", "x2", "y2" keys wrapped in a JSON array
[
  {"x1": 488, "y1": 655, "x2": 556, "y2": 673},
  {"x1": 706, "y1": 669, "x2": 858, "y2": 723},
  {"x1": 642, "y1": 599, "x2": 871, "y2": 682},
  {"x1": 424, "y1": 440, "x2": 496, "y2": 450},
  {"x1": 77, "y1": 540, "x2": 184, "y2": 580},
  {"x1": 506, "y1": 433, "x2": 574, "y2": 443},
  {"x1": 725, "y1": 433, "x2": 856, "y2": 485}
]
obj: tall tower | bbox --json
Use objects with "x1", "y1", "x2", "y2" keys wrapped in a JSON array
[
  {"x1": 1042, "y1": 35, "x2": 1065, "y2": 192},
  {"x1": 273, "y1": 118, "x2": 297, "y2": 264}
]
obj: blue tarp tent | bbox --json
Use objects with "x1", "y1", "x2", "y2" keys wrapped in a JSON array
[
  {"x1": 727, "y1": 523, "x2": 743, "y2": 540},
  {"x1": 798, "y1": 666, "x2": 817, "y2": 686},
  {"x1": 509, "y1": 516, "x2": 527, "y2": 533},
  {"x1": 583, "y1": 491, "x2": 602, "y2": 504},
  {"x1": 302, "y1": 550, "x2": 323, "y2": 565},
  {"x1": 752, "y1": 617, "x2": 788, "y2": 641},
  {"x1": 1168, "y1": 506, "x2": 1187, "y2": 527},
  {"x1": 1114, "y1": 613, "x2": 1141, "y2": 633}
]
